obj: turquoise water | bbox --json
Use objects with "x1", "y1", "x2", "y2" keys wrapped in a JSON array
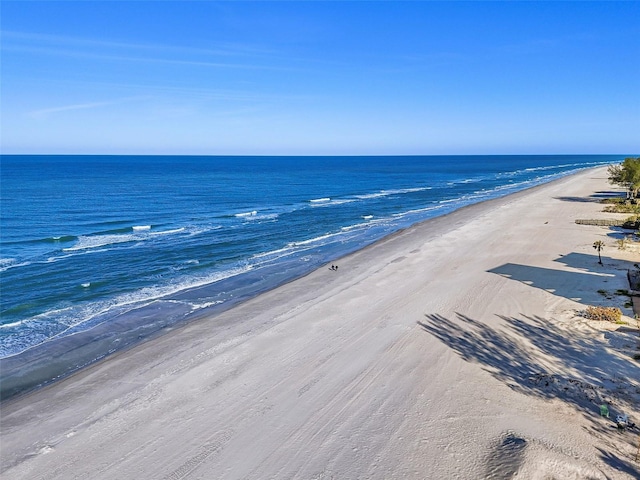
[{"x1": 0, "y1": 155, "x2": 620, "y2": 389}]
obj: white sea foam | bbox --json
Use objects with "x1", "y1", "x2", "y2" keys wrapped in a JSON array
[
  {"x1": 249, "y1": 241, "x2": 321, "y2": 266},
  {"x1": 356, "y1": 187, "x2": 431, "y2": 200},
  {"x1": 310, "y1": 198, "x2": 357, "y2": 207},
  {"x1": 189, "y1": 300, "x2": 225, "y2": 310},
  {"x1": 393, "y1": 205, "x2": 444, "y2": 217},
  {"x1": 1, "y1": 263, "x2": 259, "y2": 357},
  {"x1": 150, "y1": 227, "x2": 185, "y2": 235},
  {"x1": 500, "y1": 161, "x2": 602, "y2": 178},
  {"x1": 185, "y1": 225, "x2": 221, "y2": 236},
  {"x1": 240, "y1": 212, "x2": 279, "y2": 221},
  {"x1": 251, "y1": 245, "x2": 299, "y2": 260},
  {"x1": 0, "y1": 258, "x2": 31, "y2": 272},
  {"x1": 496, "y1": 170, "x2": 520, "y2": 178},
  {"x1": 523, "y1": 163, "x2": 576, "y2": 172},
  {"x1": 329, "y1": 198, "x2": 357, "y2": 205},
  {"x1": 46, "y1": 249, "x2": 108, "y2": 263},
  {"x1": 354, "y1": 192, "x2": 388, "y2": 200},
  {"x1": 64, "y1": 234, "x2": 139, "y2": 251},
  {"x1": 63, "y1": 226, "x2": 186, "y2": 252},
  {"x1": 393, "y1": 170, "x2": 586, "y2": 221},
  {"x1": 362, "y1": 215, "x2": 374, "y2": 219},
  {"x1": 341, "y1": 222, "x2": 370, "y2": 232},
  {"x1": 309, "y1": 197, "x2": 331, "y2": 203},
  {"x1": 0, "y1": 257, "x2": 15, "y2": 265},
  {"x1": 256, "y1": 213, "x2": 279, "y2": 220},
  {"x1": 235, "y1": 210, "x2": 258, "y2": 218},
  {"x1": 11, "y1": 226, "x2": 194, "y2": 269},
  {"x1": 132, "y1": 225, "x2": 151, "y2": 231},
  {"x1": 490, "y1": 178, "x2": 541, "y2": 192},
  {"x1": 445, "y1": 177, "x2": 488, "y2": 187},
  {"x1": 389, "y1": 186, "x2": 431, "y2": 194},
  {"x1": 50, "y1": 235, "x2": 76, "y2": 241},
  {"x1": 288, "y1": 231, "x2": 340, "y2": 247},
  {"x1": 0, "y1": 320, "x2": 25, "y2": 329}
]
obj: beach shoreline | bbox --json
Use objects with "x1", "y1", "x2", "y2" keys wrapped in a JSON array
[
  {"x1": 2, "y1": 166, "x2": 639, "y2": 479},
  {"x1": 0, "y1": 168, "x2": 604, "y2": 403}
]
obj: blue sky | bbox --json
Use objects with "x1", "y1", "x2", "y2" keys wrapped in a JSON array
[{"x1": 2, "y1": 1, "x2": 639, "y2": 155}]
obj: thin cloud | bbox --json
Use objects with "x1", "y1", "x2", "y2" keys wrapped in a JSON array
[
  {"x1": 28, "y1": 96, "x2": 148, "y2": 119},
  {"x1": 1, "y1": 30, "x2": 277, "y2": 58},
  {"x1": 1, "y1": 30, "x2": 294, "y2": 71},
  {"x1": 5, "y1": 44, "x2": 289, "y2": 71},
  {"x1": 1, "y1": 30, "x2": 353, "y2": 73}
]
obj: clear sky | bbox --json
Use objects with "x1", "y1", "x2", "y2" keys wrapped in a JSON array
[{"x1": 1, "y1": 1, "x2": 639, "y2": 155}]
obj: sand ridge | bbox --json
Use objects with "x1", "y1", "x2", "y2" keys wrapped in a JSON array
[{"x1": 1, "y1": 167, "x2": 639, "y2": 479}]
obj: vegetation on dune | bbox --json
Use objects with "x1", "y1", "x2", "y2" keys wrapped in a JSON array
[
  {"x1": 601, "y1": 198, "x2": 640, "y2": 214},
  {"x1": 607, "y1": 157, "x2": 640, "y2": 202},
  {"x1": 601, "y1": 199, "x2": 640, "y2": 229},
  {"x1": 601, "y1": 159, "x2": 640, "y2": 233},
  {"x1": 584, "y1": 306, "x2": 623, "y2": 323},
  {"x1": 616, "y1": 235, "x2": 640, "y2": 250}
]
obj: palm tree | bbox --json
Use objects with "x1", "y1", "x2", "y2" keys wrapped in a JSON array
[{"x1": 593, "y1": 240, "x2": 604, "y2": 265}]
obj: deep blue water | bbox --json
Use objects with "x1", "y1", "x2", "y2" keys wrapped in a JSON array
[{"x1": 0, "y1": 155, "x2": 621, "y2": 365}]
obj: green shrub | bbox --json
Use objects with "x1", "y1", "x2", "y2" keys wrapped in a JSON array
[
  {"x1": 616, "y1": 237, "x2": 627, "y2": 250},
  {"x1": 584, "y1": 306, "x2": 623, "y2": 322},
  {"x1": 601, "y1": 199, "x2": 640, "y2": 214},
  {"x1": 623, "y1": 215, "x2": 640, "y2": 229}
]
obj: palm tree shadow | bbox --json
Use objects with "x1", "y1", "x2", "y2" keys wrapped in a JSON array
[
  {"x1": 418, "y1": 313, "x2": 542, "y2": 395},
  {"x1": 417, "y1": 312, "x2": 640, "y2": 476},
  {"x1": 595, "y1": 447, "x2": 640, "y2": 478}
]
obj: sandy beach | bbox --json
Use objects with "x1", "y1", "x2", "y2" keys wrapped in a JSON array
[{"x1": 1, "y1": 166, "x2": 639, "y2": 479}]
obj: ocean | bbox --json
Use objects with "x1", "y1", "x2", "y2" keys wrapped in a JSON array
[{"x1": 0, "y1": 154, "x2": 621, "y2": 397}]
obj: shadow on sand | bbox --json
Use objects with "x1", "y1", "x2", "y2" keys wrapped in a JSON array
[
  {"x1": 418, "y1": 312, "x2": 640, "y2": 476},
  {"x1": 488, "y1": 251, "x2": 634, "y2": 308},
  {"x1": 554, "y1": 190, "x2": 625, "y2": 203}
]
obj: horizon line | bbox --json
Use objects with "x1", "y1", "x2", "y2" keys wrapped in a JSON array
[{"x1": 1, "y1": 152, "x2": 635, "y2": 158}]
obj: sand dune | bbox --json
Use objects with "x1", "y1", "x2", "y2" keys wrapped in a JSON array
[{"x1": 2, "y1": 167, "x2": 639, "y2": 479}]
